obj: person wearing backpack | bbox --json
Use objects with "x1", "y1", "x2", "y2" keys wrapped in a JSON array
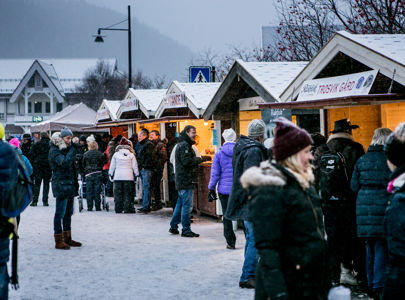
[
  {"x1": 0, "y1": 123, "x2": 19, "y2": 299},
  {"x1": 314, "y1": 118, "x2": 365, "y2": 288},
  {"x1": 49, "y1": 128, "x2": 81, "y2": 250}
]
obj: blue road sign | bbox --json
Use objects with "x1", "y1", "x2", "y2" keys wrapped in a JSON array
[{"x1": 189, "y1": 66, "x2": 211, "y2": 83}]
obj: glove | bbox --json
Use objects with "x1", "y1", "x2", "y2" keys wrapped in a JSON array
[
  {"x1": 208, "y1": 189, "x2": 217, "y2": 202},
  {"x1": 108, "y1": 175, "x2": 114, "y2": 182}
]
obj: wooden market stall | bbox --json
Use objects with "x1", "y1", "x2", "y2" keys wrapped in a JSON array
[
  {"x1": 260, "y1": 31, "x2": 405, "y2": 149},
  {"x1": 155, "y1": 81, "x2": 221, "y2": 217},
  {"x1": 203, "y1": 60, "x2": 311, "y2": 139},
  {"x1": 94, "y1": 99, "x2": 128, "y2": 138}
]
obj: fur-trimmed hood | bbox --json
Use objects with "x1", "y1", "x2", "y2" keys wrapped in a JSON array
[
  {"x1": 241, "y1": 160, "x2": 287, "y2": 189},
  {"x1": 115, "y1": 144, "x2": 135, "y2": 154},
  {"x1": 241, "y1": 160, "x2": 314, "y2": 190},
  {"x1": 51, "y1": 132, "x2": 67, "y2": 150},
  {"x1": 327, "y1": 132, "x2": 354, "y2": 143}
]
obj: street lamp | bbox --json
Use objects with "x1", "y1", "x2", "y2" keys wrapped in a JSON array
[{"x1": 94, "y1": 5, "x2": 132, "y2": 88}]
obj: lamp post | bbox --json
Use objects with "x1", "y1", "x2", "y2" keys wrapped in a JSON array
[{"x1": 94, "y1": 5, "x2": 132, "y2": 88}]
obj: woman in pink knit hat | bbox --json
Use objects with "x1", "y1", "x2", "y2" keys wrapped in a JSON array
[{"x1": 241, "y1": 117, "x2": 327, "y2": 300}]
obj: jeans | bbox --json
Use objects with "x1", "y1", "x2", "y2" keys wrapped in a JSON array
[
  {"x1": 140, "y1": 169, "x2": 153, "y2": 210},
  {"x1": 241, "y1": 220, "x2": 258, "y2": 282},
  {"x1": 366, "y1": 238, "x2": 387, "y2": 289},
  {"x1": 113, "y1": 181, "x2": 135, "y2": 213},
  {"x1": 170, "y1": 189, "x2": 193, "y2": 233},
  {"x1": 0, "y1": 264, "x2": 8, "y2": 300},
  {"x1": 86, "y1": 172, "x2": 102, "y2": 210},
  {"x1": 32, "y1": 168, "x2": 51, "y2": 203},
  {"x1": 151, "y1": 169, "x2": 163, "y2": 204},
  {"x1": 218, "y1": 193, "x2": 236, "y2": 247},
  {"x1": 53, "y1": 197, "x2": 74, "y2": 234}
]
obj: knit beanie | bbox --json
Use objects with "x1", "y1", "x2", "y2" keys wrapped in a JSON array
[
  {"x1": 0, "y1": 123, "x2": 4, "y2": 140},
  {"x1": 79, "y1": 135, "x2": 87, "y2": 142},
  {"x1": 40, "y1": 132, "x2": 49, "y2": 139},
  {"x1": 119, "y1": 137, "x2": 129, "y2": 146},
  {"x1": 272, "y1": 117, "x2": 313, "y2": 161},
  {"x1": 222, "y1": 128, "x2": 236, "y2": 142},
  {"x1": 384, "y1": 122, "x2": 405, "y2": 167},
  {"x1": 247, "y1": 119, "x2": 266, "y2": 138},
  {"x1": 60, "y1": 127, "x2": 73, "y2": 138},
  {"x1": 9, "y1": 137, "x2": 20, "y2": 148}
]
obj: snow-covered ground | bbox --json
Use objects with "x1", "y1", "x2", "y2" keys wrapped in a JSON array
[{"x1": 9, "y1": 194, "x2": 254, "y2": 300}]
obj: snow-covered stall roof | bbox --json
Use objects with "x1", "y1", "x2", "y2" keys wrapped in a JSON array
[
  {"x1": 203, "y1": 60, "x2": 307, "y2": 120},
  {"x1": 96, "y1": 99, "x2": 122, "y2": 123},
  {"x1": 30, "y1": 103, "x2": 97, "y2": 132},
  {"x1": 118, "y1": 88, "x2": 166, "y2": 119},
  {"x1": 155, "y1": 81, "x2": 221, "y2": 118},
  {"x1": 280, "y1": 31, "x2": 405, "y2": 102},
  {"x1": 0, "y1": 58, "x2": 117, "y2": 94}
]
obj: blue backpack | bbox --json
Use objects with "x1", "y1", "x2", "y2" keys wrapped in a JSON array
[{"x1": 1, "y1": 151, "x2": 32, "y2": 218}]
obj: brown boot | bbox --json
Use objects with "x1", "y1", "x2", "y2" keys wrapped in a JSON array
[
  {"x1": 54, "y1": 233, "x2": 70, "y2": 250},
  {"x1": 63, "y1": 231, "x2": 82, "y2": 247}
]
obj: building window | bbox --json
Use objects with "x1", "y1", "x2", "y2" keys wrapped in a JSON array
[
  {"x1": 35, "y1": 74, "x2": 43, "y2": 89},
  {"x1": 34, "y1": 101, "x2": 42, "y2": 113},
  {"x1": 28, "y1": 102, "x2": 32, "y2": 113},
  {"x1": 56, "y1": 103, "x2": 63, "y2": 112},
  {"x1": 46, "y1": 102, "x2": 50, "y2": 113},
  {"x1": 0, "y1": 113, "x2": 4, "y2": 120}
]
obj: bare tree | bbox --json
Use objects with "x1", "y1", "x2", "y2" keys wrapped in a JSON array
[{"x1": 327, "y1": 0, "x2": 405, "y2": 34}]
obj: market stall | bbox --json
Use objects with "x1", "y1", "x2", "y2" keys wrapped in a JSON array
[
  {"x1": 155, "y1": 81, "x2": 221, "y2": 217},
  {"x1": 30, "y1": 103, "x2": 108, "y2": 135},
  {"x1": 94, "y1": 99, "x2": 127, "y2": 138},
  {"x1": 260, "y1": 31, "x2": 405, "y2": 149},
  {"x1": 203, "y1": 60, "x2": 309, "y2": 139}
]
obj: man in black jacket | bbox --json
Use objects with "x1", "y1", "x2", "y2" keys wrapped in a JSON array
[
  {"x1": 20, "y1": 133, "x2": 32, "y2": 162},
  {"x1": 137, "y1": 129, "x2": 155, "y2": 213},
  {"x1": 226, "y1": 119, "x2": 268, "y2": 289},
  {"x1": 169, "y1": 125, "x2": 208, "y2": 237},
  {"x1": 30, "y1": 132, "x2": 52, "y2": 206},
  {"x1": 150, "y1": 130, "x2": 168, "y2": 211},
  {"x1": 314, "y1": 118, "x2": 365, "y2": 287}
]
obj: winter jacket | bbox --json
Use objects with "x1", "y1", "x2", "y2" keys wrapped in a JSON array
[
  {"x1": 20, "y1": 140, "x2": 32, "y2": 162},
  {"x1": 226, "y1": 135, "x2": 267, "y2": 221},
  {"x1": 241, "y1": 161, "x2": 327, "y2": 300},
  {"x1": 175, "y1": 132, "x2": 203, "y2": 190},
  {"x1": 314, "y1": 132, "x2": 365, "y2": 203},
  {"x1": 48, "y1": 134, "x2": 78, "y2": 199},
  {"x1": 137, "y1": 138, "x2": 155, "y2": 171},
  {"x1": 351, "y1": 145, "x2": 391, "y2": 238},
  {"x1": 15, "y1": 147, "x2": 33, "y2": 176},
  {"x1": 152, "y1": 139, "x2": 168, "y2": 171},
  {"x1": 29, "y1": 137, "x2": 52, "y2": 176},
  {"x1": 103, "y1": 146, "x2": 110, "y2": 170},
  {"x1": 208, "y1": 142, "x2": 235, "y2": 195},
  {"x1": 109, "y1": 145, "x2": 139, "y2": 181},
  {"x1": 385, "y1": 165, "x2": 405, "y2": 275},
  {"x1": 82, "y1": 150, "x2": 107, "y2": 175}
]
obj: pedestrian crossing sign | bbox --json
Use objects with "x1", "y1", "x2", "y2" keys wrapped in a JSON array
[{"x1": 189, "y1": 66, "x2": 211, "y2": 83}]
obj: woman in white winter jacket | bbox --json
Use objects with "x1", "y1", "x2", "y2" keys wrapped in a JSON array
[{"x1": 109, "y1": 137, "x2": 139, "y2": 213}]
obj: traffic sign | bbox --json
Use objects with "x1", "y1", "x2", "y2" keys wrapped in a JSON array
[{"x1": 189, "y1": 66, "x2": 211, "y2": 83}]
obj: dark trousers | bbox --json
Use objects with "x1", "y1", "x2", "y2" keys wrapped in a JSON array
[
  {"x1": 86, "y1": 173, "x2": 102, "y2": 210},
  {"x1": 151, "y1": 169, "x2": 163, "y2": 205},
  {"x1": 53, "y1": 197, "x2": 74, "y2": 234},
  {"x1": 218, "y1": 193, "x2": 236, "y2": 247},
  {"x1": 32, "y1": 168, "x2": 51, "y2": 204},
  {"x1": 113, "y1": 181, "x2": 134, "y2": 213},
  {"x1": 323, "y1": 205, "x2": 357, "y2": 282},
  {"x1": 103, "y1": 170, "x2": 113, "y2": 197},
  {"x1": 366, "y1": 238, "x2": 387, "y2": 290},
  {"x1": 384, "y1": 266, "x2": 405, "y2": 299}
]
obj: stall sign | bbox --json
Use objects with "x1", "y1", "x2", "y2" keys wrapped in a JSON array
[
  {"x1": 120, "y1": 98, "x2": 138, "y2": 113},
  {"x1": 32, "y1": 116, "x2": 43, "y2": 122},
  {"x1": 239, "y1": 96, "x2": 265, "y2": 111},
  {"x1": 163, "y1": 93, "x2": 186, "y2": 109},
  {"x1": 297, "y1": 70, "x2": 378, "y2": 101},
  {"x1": 96, "y1": 108, "x2": 110, "y2": 121}
]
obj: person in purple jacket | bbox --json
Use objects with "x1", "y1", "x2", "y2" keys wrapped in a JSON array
[{"x1": 208, "y1": 128, "x2": 237, "y2": 249}]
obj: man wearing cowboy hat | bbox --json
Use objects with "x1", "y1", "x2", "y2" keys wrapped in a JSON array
[{"x1": 314, "y1": 118, "x2": 366, "y2": 289}]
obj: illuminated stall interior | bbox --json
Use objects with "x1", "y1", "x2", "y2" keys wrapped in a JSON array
[
  {"x1": 94, "y1": 99, "x2": 128, "y2": 137},
  {"x1": 265, "y1": 31, "x2": 405, "y2": 150}
]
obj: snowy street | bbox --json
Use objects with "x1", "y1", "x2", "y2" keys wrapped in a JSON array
[{"x1": 9, "y1": 195, "x2": 254, "y2": 300}]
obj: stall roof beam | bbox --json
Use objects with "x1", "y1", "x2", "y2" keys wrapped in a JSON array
[{"x1": 259, "y1": 93, "x2": 405, "y2": 110}]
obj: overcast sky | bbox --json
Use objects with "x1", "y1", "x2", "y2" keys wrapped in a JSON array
[{"x1": 86, "y1": 0, "x2": 279, "y2": 54}]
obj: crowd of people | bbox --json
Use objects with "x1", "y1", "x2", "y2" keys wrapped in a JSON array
[{"x1": 1, "y1": 117, "x2": 405, "y2": 299}]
